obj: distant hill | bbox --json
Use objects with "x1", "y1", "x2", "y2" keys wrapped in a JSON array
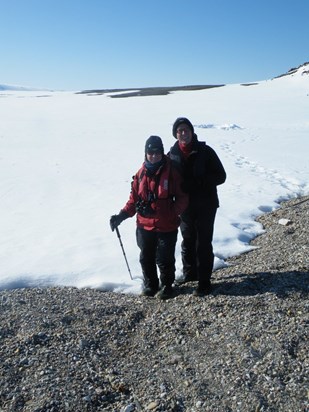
[
  {"x1": 76, "y1": 84, "x2": 225, "y2": 98},
  {"x1": 274, "y1": 61, "x2": 309, "y2": 79},
  {"x1": 0, "y1": 84, "x2": 47, "y2": 91}
]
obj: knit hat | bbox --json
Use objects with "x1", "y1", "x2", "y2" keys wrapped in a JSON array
[
  {"x1": 145, "y1": 135, "x2": 164, "y2": 154},
  {"x1": 172, "y1": 117, "x2": 194, "y2": 138}
]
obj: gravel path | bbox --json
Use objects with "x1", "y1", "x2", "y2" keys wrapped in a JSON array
[{"x1": 1, "y1": 196, "x2": 308, "y2": 411}]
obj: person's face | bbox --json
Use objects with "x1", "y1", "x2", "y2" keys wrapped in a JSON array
[
  {"x1": 146, "y1": 151, "x2": 163, "y2": 164},
  {"x1": 176, "y1": 123, "x2": 192, "y2": 146}
]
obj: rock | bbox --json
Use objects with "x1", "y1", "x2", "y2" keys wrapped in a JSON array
[
  {"x1": 278, "y1": 218, "x2": 292, "y2": 225},
  {"x1": 146, "y1": 400, "x2": 159, "y2": 410}
]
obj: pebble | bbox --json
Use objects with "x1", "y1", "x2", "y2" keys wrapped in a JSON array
[{"x1": 147, "y1": 401, "x2": 159, "y2": 410}]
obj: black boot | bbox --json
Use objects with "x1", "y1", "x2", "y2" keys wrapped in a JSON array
[
  {"x1": 193, "y1": 282, "x2": 212, "y2": 297},
  {"x1": 156, "y1": 285, "x2": 173, "y2": 300}
]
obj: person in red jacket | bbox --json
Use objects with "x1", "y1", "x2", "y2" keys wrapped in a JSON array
[{"x1": 110, "y1": 135, "x2": 188, "y2": 299}]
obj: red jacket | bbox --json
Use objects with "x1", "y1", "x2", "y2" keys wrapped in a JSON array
[{"x1": 122, "y1": 156, "x2": 188, "y2": 232}]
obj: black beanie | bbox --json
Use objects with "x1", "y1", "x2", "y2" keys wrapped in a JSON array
[
  {"x1": 172, "y1": 117, "x2": 194, "y2": 138},
  {"x1": 145, "y1": 135, "x2": 164, "y2": 154}
]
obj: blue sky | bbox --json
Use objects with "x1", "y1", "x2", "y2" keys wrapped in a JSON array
[{"x1": 1, "y1": 0, "x2": 309, "y2": 90}]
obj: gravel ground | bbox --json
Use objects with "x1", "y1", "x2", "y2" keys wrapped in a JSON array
[{"x1": 0, "y1": 196, "x2": 308, "y2": 412}]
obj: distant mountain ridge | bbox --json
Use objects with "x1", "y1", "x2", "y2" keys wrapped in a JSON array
[
  {"x1": 78, "y1": 62, "x2": 309, "y2": 98},
  {"x1": 274, "y1": 61, "x2": 309, "y2": 79},
  {"x1": 1, "y1": 62, "x2": 308, "y2": 92}
]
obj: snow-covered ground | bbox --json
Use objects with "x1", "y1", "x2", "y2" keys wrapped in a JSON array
[{"x1": 1, "y1": 64, "x2": 308, "y2": 293}]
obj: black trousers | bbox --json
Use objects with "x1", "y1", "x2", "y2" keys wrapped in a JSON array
[
  {"x1": 136, "y1": 228, "x2": 178, "y2": 290},
  {"x1": 180, "y1": 200, "x2": 217, "y2": 287}
]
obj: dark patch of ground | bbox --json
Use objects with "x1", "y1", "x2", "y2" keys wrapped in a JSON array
[{"x1": 76, "y1": 84, "x2": 225, "y2": 98}]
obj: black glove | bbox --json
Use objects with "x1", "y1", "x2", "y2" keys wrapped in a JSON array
[{"x1": 110, "y1": 211, "x2": 128, "y2": 232}]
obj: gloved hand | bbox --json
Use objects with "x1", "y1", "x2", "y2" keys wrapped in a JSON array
[{"x1": 110, "y1": 211, "x2": 128, "y2": 232}]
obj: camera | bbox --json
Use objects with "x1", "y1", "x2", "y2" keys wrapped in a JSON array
[{"x1": 136, "y1": 194, "x2": 156, "y2": 217}]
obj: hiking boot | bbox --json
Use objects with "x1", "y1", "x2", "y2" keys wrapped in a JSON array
[
  {"x1": 156, "y1": 285, "x2": 173, "y2": 300},
  {"x1": 193, "y1": 283, "x2": 212, "y2": 297},
  {"x1": 141, "y1": 287, "x2": 157, "y2": 297}
]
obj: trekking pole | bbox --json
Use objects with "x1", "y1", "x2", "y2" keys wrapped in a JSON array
[{"x1": 115, "y1": 227, "x2": 133, "y2": 280}]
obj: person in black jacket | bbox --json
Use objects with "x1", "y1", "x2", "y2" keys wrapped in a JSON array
[{"x1": 169, "y1": 117, "x2": 226, "y2": 296}]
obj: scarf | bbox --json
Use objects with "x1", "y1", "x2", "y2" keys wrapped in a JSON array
[
  {"x1": 144, "y1": 157, "x2": 165, "y2": 176},
  {"x1": 178, "y1": 140, "x2": 194, "y2": 158}
]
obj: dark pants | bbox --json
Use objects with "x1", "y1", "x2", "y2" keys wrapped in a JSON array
[
  {"x1": 136, "y1": 228, "x2": 178, "y2": 291},
  {"x1": 180, "y1": 200, "x2": 217, "y2": 287}
]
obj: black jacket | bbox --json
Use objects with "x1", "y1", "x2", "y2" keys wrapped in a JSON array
[{"x1": 169, "y1": 135, "x2": 226, "y2": 207}]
